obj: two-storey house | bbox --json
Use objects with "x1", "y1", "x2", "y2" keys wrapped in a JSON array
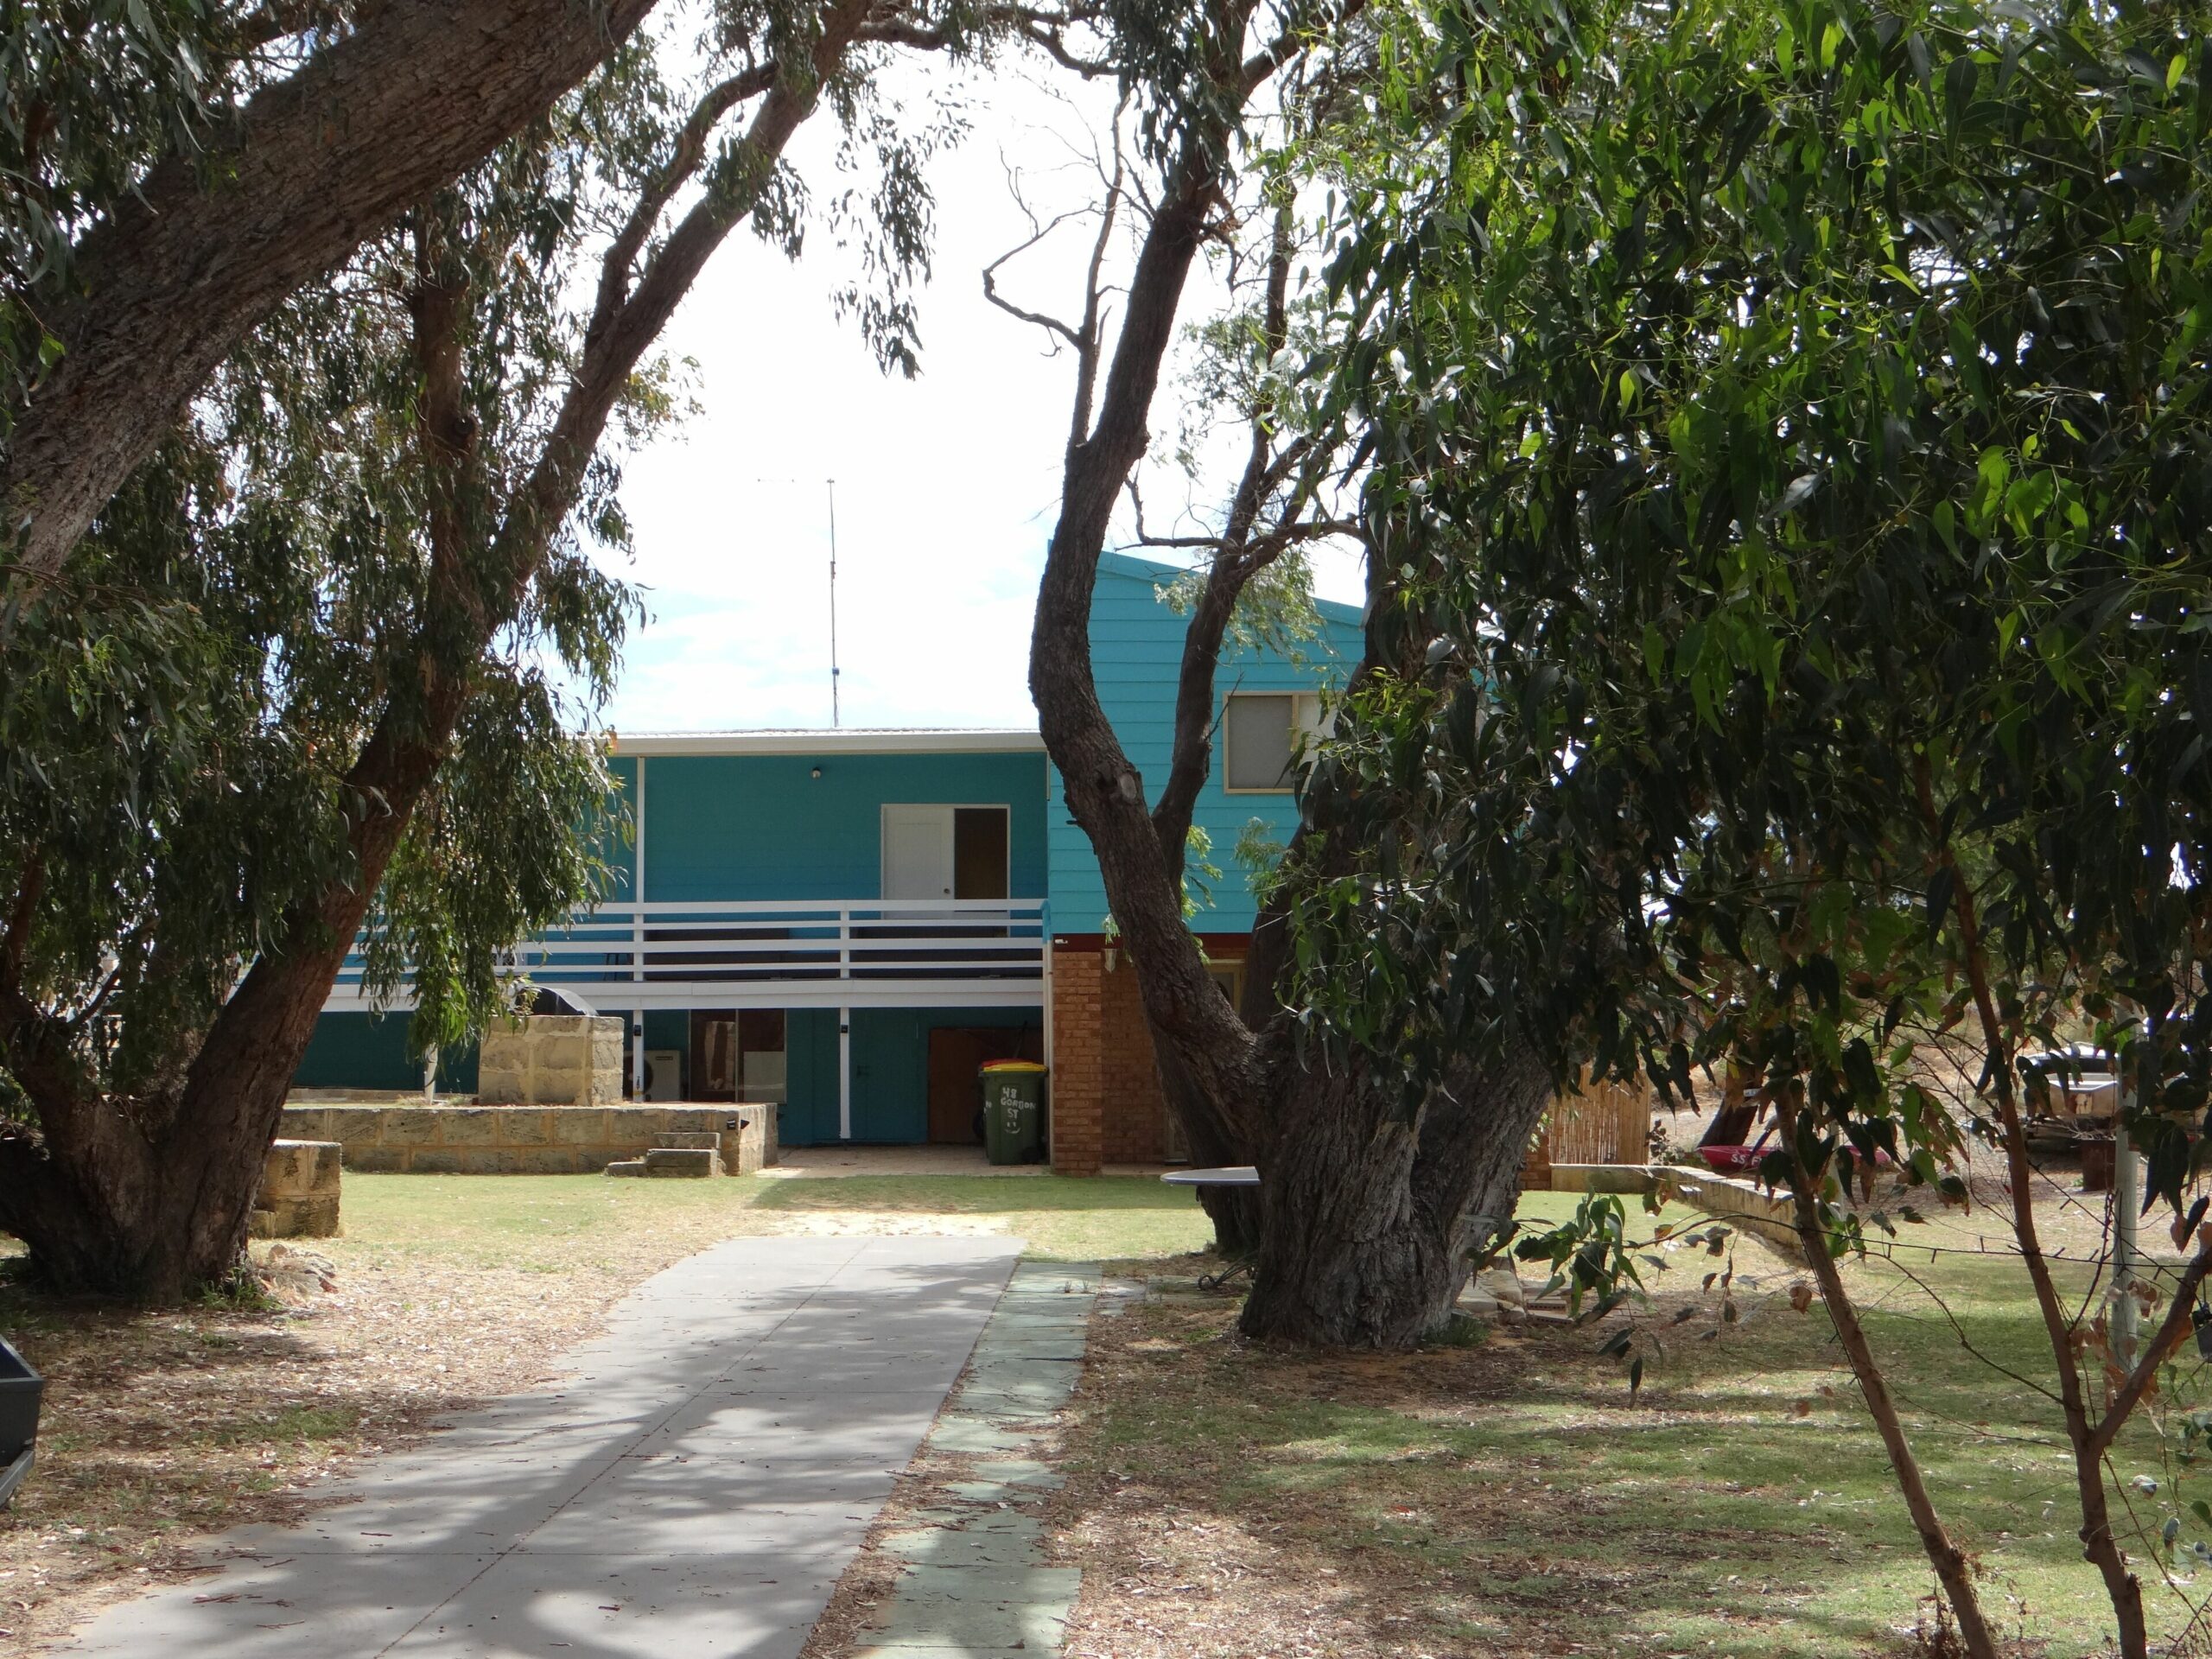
[{"x1": 296, "y1": 551, "x2": 1363, "y2": 1173}]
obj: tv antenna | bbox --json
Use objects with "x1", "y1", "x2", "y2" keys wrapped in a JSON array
[{"x1": 826, "y1": 478, "x2": 842, "y2": 728}]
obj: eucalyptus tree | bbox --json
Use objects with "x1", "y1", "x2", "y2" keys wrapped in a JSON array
[
  {"x1": 1001, "y1": 160, "x2": 1351, "y2": 1252},
  {"x1": 1311, "y1": 0, "x2": 2212, "y2": 1648},
  {"x1": 1020, "y1": 0, "x2": 1564, "y2": 1342},
  {"x1": 0, "y1": 0, "x2": 1033, "y2": 1299}
]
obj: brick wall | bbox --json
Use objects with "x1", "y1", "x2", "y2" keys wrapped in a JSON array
[
  {"x1": 1098, "y1": 953, "x2": 1170, "y2": 1165},
  {"x1": 277, "y1": 1103, "x2": 774, "y2": 1174},
  {"x1": 1051, "y1": 942, "x2": 1250, "y2": 1171}
]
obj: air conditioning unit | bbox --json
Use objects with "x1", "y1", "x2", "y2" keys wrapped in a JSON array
[{"x1": 643, "y1": 1049, "x2": 683, "y2": 1102}]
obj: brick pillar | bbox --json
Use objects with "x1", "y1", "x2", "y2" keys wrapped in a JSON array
[{"x1": 1050, "y1": 948, "x2": 1104, "y2": 1174}]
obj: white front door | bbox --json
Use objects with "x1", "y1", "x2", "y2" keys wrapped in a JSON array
[{"x1": 881, "y1": 804, "x2": 955, "y2": 900}]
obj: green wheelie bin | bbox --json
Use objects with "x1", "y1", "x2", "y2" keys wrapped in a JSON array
[{"x1": 980, "y1": 1059, "x2": 1047, "y2": 1165}]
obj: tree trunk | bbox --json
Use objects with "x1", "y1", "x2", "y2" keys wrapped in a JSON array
[
  {"x1": 1779, "y1": 1109, "x2": 1999, "y2": 1659},
  {"x1": 1018, "y1": 2, "x2": 1552, "y2": 1344},
  {"x1": 1, "y1": 0, "x2": 668, "y2": 596},
  {"x1": 0, "y1": 678, "x2": 450, "y2": 1300},
  {"x1": 1154, "y1": 1039, "x2": 1260, "y2": 1253},
  {"x1": 1922, "y1": 771, "x2": 2150, "y2": 1659},
  {"x1": 1240, "y1": 1031, "x2": 1553, "y2": 1345}
]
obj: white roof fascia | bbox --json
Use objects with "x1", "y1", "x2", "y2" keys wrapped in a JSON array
[{"x1": 610, "y1": 728, "x2": 1044, "y2": 758}]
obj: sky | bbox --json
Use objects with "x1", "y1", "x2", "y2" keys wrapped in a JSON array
[{"x1": 593, "y1": 52, "x2": 1365, "y2": 738}]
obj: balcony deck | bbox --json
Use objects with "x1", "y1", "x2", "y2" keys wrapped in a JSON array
[{"x1": 323, "y1": 898, "x2": 1049, "y2": 1014}]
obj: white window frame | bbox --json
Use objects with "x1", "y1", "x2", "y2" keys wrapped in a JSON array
[{"x1": 1221, "y1": 691, "x2": 1327, "y2": 795}]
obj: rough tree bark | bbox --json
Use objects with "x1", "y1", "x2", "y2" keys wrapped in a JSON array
[
  {"x1": 0, "y1": 9, "x2": 873, "y2": 1298},
  {"x1": 0, "y1": 0, "x2": 677, "y2": 598},
  {"x1": 1232, "y1": 588, "x2": 1556, "y2": 1344},
  {"x1": 1240, "y1": 1024, "x2": 1552, "y2": 1344}
]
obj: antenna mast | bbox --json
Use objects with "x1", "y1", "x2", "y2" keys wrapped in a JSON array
[{"x1": 827, "y1": 478, "x2": 842, "y2": 728}]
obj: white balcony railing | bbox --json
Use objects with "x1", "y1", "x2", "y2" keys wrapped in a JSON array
[{"x1": 325, "y1": 897, "x2": 1049, "y2": 1013}]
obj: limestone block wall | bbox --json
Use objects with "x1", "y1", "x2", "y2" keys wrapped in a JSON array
[
  {"x1": 1670, "y1": 1171, "x2": 1807, "y2": 1262},
  {"x1": 475, "y1": 1015, "x2": 624, "y2": 1107},
  {"x1": 251, "y1": 1140, "x2": 342, "y2": 1237},
  {"x1": 277, "y1": 1103, "x2": 774, "y2": 1175}
]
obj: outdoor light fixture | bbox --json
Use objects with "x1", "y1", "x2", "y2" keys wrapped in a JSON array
[{"x1": 810, "y1": 766, "x2": 823, "y2": 779}]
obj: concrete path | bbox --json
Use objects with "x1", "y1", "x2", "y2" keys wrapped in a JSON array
[
  {"x1": 852, "y1": 1262, "x2": 1099, "y2": 1659},
  {"x1": 64, "y1": 1236, "x2": 1022, "y2": 1659}
]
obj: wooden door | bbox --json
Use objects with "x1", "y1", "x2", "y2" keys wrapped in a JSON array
[
  {"x1": 927, "y1": 1027, "x2": 1046, "y2": 1145},
  {"x1": 927, "y1": 1028, "x2": 988, "y2": 1143}
]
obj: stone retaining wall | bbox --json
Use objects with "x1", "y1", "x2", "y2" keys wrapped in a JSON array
[
  {"x1": 1669, "y1": 1171, "x2": 1807, "y2": 1262},
  {"x1": 251, "y1": 1139, "x2": 342, "y2": 1237},
  {"x1": 277, "y1": 1103, "x2": 775, "y2": 1175}
]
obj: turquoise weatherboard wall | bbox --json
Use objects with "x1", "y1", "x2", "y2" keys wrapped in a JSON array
[
  {"x1": 295, "y1": 1013, "x2": 480, "y2": 1094},
  {"x1": 1046, "y1": 550, "x2": 1364, "y2": 935},
  {"x1": 784, "y1": 1009, "x2": 842, "y2": 1145},
  {"x1": 772, "y1": 1007, "x2": 1041, "y2": 1147},
  {"x1": 638, "y1": 751, "x2": 1047, "y2": 902},
  {"x1": 601, "y1": 756, "x2": 639, "y2": 901}
]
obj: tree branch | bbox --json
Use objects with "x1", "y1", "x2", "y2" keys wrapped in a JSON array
[
  {"x1": 2092, "y1": 1234, "x2": 2212, "y2": 1459},
  {"x1": 1026, "y1": 0, "x2": 1325, "y2": 1166},
  {"x1": 1150, "y1": 200, "x2": 1321, "y2": 868},
  {"x1": 1, "y1": 0, "x2": 669, "y2": 599},
  {"x1": 981, "y1": 211, "x2": 1096, "y2": 354},
  {"x1": 168, "y1": 0, "x2": 883, "y2": 1274},
  {"x1": 588, "y1": 62, "x2": 780, "y2": 352}
]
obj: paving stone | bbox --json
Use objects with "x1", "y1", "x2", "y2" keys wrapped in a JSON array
[
  {"x1": 922, "y1": 1417, "x2": 1038, "y2": 1456},
  {"x1": 878, "y1": 1526, "x2": 1039, "y2": 1568},
  {"x1": 958, "y1": 1457, "x2": 1065, "y2": 1489},
  {"x1": 942, "y1": 1478, "x2": 1054, "y2": 1506},
  {"x1": 856, "y1": 1567, "x2": 1080, "y2": 1649},
  {"x1": 857, "y1": 1262, "x2": 1100, "y2": 1659},
  {"x1": 893, "y1": 1507, "x2": 1045, "y2": 1539}
]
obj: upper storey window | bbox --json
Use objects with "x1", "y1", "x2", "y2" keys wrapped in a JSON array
[{"x1": 1224, "y1": 692, "x2": 1325, "y2": 793}]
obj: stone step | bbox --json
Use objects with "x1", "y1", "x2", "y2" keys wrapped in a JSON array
[
  {"x1": 605, "y1": 1159, "x2": 648, "y2": 1178},
  {"x1": 654, "y1": 1132, "x2": 724, "y2": 1151},
  {"x1": 644, "y1": 1147, "x2": 724, "y2": 1179}
]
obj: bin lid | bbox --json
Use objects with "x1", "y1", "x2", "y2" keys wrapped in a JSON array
[{"x1": 979, "y1": 1060, "x2": 1047, "y2": 1074}]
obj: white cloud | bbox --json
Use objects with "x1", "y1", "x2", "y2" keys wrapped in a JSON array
[{"x1": 596, "y1": 52, "x2": 1364, "y2": 737}]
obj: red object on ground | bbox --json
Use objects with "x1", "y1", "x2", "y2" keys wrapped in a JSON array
[{"x1": 1698, "y1": 1146, "x2": 1764, "y2": 1173}]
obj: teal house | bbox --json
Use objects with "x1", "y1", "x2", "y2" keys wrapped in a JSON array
[{"x1": 299, "y1": 552, "x2": 1363, "y2": 1169}]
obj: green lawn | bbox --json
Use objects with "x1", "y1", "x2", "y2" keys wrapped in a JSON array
[
  {"x1": 330, "y1": 1171, "x2": 772, "y2": 1271},
  {"x1": 309, "y1": 1168, "x2": 1215, "y2": 1270},
  {"x1": 745, "y1": 1172, "x2": 1215, "y2": 1262},
  {"x1": 1057, "y1": 1195, "x2": 2199, "y2": 1657}
]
